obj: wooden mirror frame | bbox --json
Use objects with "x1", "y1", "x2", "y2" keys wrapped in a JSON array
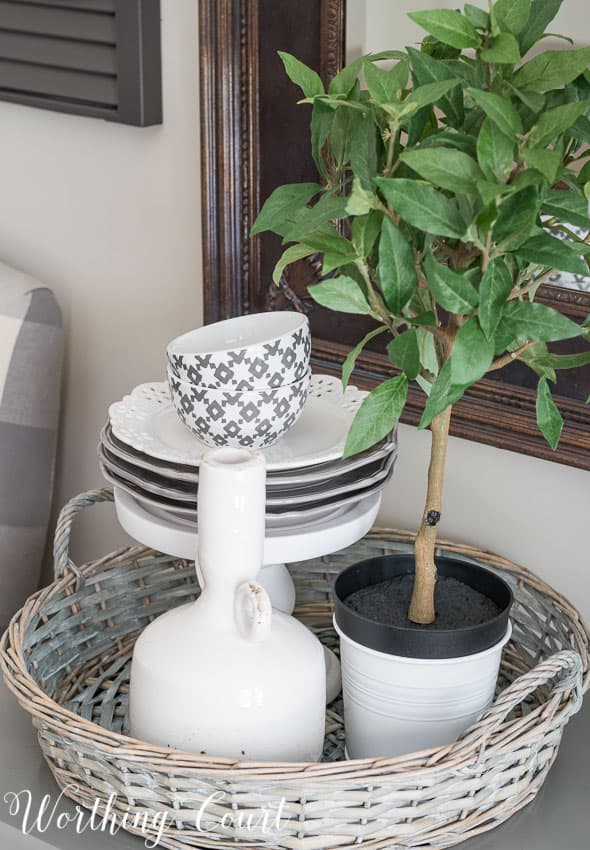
[{"x1": 199, "y1": 0, "x2": 590, "y2": 470}]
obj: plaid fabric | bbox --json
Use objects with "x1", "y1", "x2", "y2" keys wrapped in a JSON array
[{"x1": 0, "y1": 261, "x2": 62, "y2": 626}]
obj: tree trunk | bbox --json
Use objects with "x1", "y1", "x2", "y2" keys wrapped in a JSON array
[{"x1": 409, "y1": 405, "x2": 453, "y2": 624}]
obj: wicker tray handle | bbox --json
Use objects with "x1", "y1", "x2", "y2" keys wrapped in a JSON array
[
  {"x1": 449, "y1": 649, "x2": 583, "y2": 763},
  {"x1": 53, "y1": 487, "x2": 114, "y2": 583}
]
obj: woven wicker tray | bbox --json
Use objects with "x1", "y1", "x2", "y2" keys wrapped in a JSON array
[{"x1": 1, "y1": 488, "x2": 588, "y2": 850}]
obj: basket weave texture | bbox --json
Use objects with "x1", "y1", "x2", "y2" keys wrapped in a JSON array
[{"x1": 1, "y1": 488, "x2": 588, "y2": 850}]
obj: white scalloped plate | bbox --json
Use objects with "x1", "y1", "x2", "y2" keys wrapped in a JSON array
[{"x1": 109, "y1": 374, "x2": 369, "y2": 471}]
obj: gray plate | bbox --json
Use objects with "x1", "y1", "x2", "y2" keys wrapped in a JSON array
[
  {"x1": 101, "y1": 421, "x2": 397, "y2": 487},
  {"x1": 99, "y1": 460, "x2": 396, "y2": 524},
  {"x1": 98, "y1": 440, "x2": 397, "y2": 507}
]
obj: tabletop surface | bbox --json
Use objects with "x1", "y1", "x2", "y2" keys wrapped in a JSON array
[{"x1": 0, "y1": 676, "x2": 588, "y2": 850}]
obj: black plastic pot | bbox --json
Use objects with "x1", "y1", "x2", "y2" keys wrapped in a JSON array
[{"x1": 333, "y1": 553, "x2": 513, "y2": 660}]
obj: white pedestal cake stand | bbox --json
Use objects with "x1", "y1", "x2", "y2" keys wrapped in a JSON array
[{"x1": 114, "y1": 486, "x2": 382, "y2": 613}]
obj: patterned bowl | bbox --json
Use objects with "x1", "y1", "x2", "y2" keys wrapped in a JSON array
[
  {"x1": 167, "y1": 366, "x2": 311, "y2": 449},
  {"x1": 167, "y1": 312, "x2": 311, "y2": 389}
]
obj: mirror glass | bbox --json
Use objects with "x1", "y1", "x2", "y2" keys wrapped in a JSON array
[{"x1": 346, "y1": 0, "x2": 590, "y2": 294}]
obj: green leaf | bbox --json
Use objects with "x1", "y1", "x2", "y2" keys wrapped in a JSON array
[
  {"x1": 420, "y1": 130, "x2": 477, "y2": 155},
  {"x1": 419, "y1": 360, "x2": 467, "y2": 428},
  {"x1": 251, "y1": 183, "x2": 320, "y2": 237},
  {"x1": 519, "y1": 341, "x2": 556, "y2": 380},
  {"x1": 406, "y1": 105, "x2": 434, "y2": 147},
  {"x1": 493, "y1": 185, "x2": 540, "y2": 249},
  {"x1": 375, "y1": 177, "x2": 465, "y2": 239},
  {"x1": 542, "y1": 190, "x2": 590, "y2": 230},
  {"x1": 343, "y1": 375, "x2": 408, "y2": 457},
  {"x1": 464, "y1": 4, "x2": 489, "y2": 29},
  {"x1": 479, "y1": 257, "x2": 514, "y2": 339},
  {"x1": 572, "y1": 117, "x2": 590, "y2": 147},
  {"x1": 424, "y1": 250, "x2": 479, "y2": 314},
  {"x1": 308, "y1": 275, "x2": 372, "y2": 315},
  {"x1": 322, "y1": 253, "x2": 356, "y2": 275},
  {"x1": 529, "y1": 102, "x2": 590, "y2": 148},
  {"x1": 278, "y1": 51, "x2": 324, "y2": 98},
  {"x1": 406, "y1": 310, "x2": 437, "y2": 326},
  {"x1": 328, "y1": 102, "x2": 358, "y2": 167},
  {"x1": 480, "y1": 33, "x2": 522, "y2": 63},
  {"x1": 520, "y1": 0, "x2": 564, "y2": 55},
  {"x1": 272, "y1": 244, "x2": 315, "y2": 285},
  {"x1": 390, "y1": 58, "x2": 411, "y2": 92},
  {"x1": 400, "y1": 146, "x2": 483, "y2": 194},
  {"x1": 534, "y1": 349, "x2": 590, "y2": 369},
  {"x1": 301, "y1": 94, "x2": 367, "y2": 111},
  {"x1": 515, "y1": 232, "x2": 589, "y2": 276},
  {"x1": 310, "y1": 99, "x2": 333, "y2": 177},
  {"x1": 443, "y1": 57, "x2": 486, "y2": 87},
  {"x1": 349, "y1": 107, "x2": 379, "y2": 190},
  {"x1": 378, "y1": 218, "x2": 418, "y2": 314},
  {"x1": 416, "y1": 326, "x2": 439, "y2": 379},
  {"x1": 467, "y1": 88, "x2": 523, "y2": 137},
  {"x1": 351, "y1": 210, "x2": 382, "y2": 258},
  {"x1": 402, "y1": 79, "x2": 461, "y2": 113},
  {"x1": 476, "y1": 181, "x2": 508, "y2": 207},
  {"x1": 511, "y1": 170, "x2": 550, "y2": 192},
  {"x1": 493, "y1": 0, "x2": 531, "y2": 36},
  {"x1": 524, "y1": 147, "x2": 562, "y2": 183},
  {"x1": 282, "y1": 193, "x2": 349, "y2": 242},
  {"x1": 536, "y1": 377, "x2": 563, "y2": 449},
  {"x1": 408, "y1": 9, "x2": 480, "y2": 49},
  {"x1": 477, "y1": 117, "x2": 515, "y2": 181},
  {"x1": 450, "y1": 317, "x2": 495, "y2": 384},
  {"x1": 510, "y1": 84, "x2": 546, "y2": 113},
  {"x1": 342, "y1": 327, "x2": 387, "y2": 390},
  {"x1": 515, "y1": 47, "x2": 590, "y2": 93},
  {"x1": 407, "y1": 47, "x2": 464, "y2": 127},
  {"x1": 364, "y1": 59, "x2": 406, "y2": 104},
  {"x1": 387, "y1": 329, "x2": 421, "y2": 380},
  {"x1": 496, "y1": 300, "x2": 582, "y2": 348},
  {"x1": 294, "y1": 229, "x2": 356, "y2": 257},
  {"x1": 346, "y1": 177, "x2": 379, "y2": 216},
  {"x1": 328, "y1": 57, "x2": 363, "y2": 97}
]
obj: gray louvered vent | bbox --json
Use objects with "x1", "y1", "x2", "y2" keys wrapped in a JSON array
[{"x1": 0, "y1": 0, "x2": 161, "y2": 126}]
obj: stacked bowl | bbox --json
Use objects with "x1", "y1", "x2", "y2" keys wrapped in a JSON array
[{"x1": 166, "y1": 312, "x2": 312, "y2": 449}]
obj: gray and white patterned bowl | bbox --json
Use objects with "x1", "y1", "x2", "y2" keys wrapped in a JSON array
[
  {"x1": 167, "y1": 312, "x2": 311, "y2": 389},
  {"x1": 167, "y1": 367, "x2": 311, "y2": 449}
]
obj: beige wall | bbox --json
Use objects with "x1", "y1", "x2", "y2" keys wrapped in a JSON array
[
  {"x1": 346, "y1": 0, "x2": 589, "y2": 59},
  {"x1": 0, "y1": 0, "x2": 202, "y2": 570},
  {"x1": 348, "y1": 0, "x2": 590, "y2": 620}
]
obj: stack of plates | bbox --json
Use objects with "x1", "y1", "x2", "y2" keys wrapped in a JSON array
[{"x1": 102, "y1": 374, "x2": 398, "y2": 534}]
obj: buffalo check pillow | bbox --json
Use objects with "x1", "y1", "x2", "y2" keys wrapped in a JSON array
[{"x1": 0, "y1": 261, "x2": 62, "y2": 626}]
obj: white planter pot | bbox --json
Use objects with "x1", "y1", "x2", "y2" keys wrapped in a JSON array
[
  {"x1": 333, "y1": 553, "x2": 513, "y2": 759},
  {"x1": 335, "y1": 618, "x2": 511, "y2": 759}
]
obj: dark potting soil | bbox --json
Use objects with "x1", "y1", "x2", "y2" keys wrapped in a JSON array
[{"x1": 344, "y1": 574, "x2": 501, "y2": 630}]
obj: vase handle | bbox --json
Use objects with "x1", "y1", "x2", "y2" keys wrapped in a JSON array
[{"x1": 235, "y1": 581, "x2": 272, "y2": 643}]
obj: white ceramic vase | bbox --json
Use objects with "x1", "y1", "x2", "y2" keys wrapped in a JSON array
[{"x1": 129, "y1": 447, "x2": 326, "y2": 761}]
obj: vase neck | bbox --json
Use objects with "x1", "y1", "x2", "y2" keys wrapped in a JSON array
[{"x1": 197, "y1": 447, "x2": 266, "y2": 590}]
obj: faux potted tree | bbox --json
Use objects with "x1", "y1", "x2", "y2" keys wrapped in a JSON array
[{"x1": 252, "y1": 0, "x2": 590, "y2": 756}]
